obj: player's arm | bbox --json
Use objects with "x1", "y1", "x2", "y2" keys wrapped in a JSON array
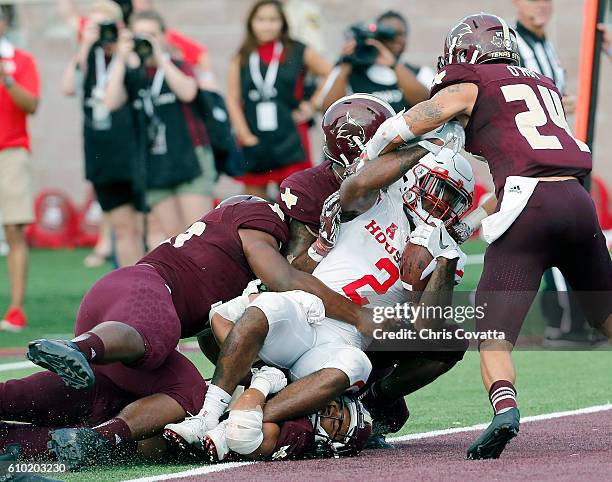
[
  {"x1": 340, "y1": 145, "x2": 429, "y2": 216},
  {"x1": 239, "y1": 229, "x2": 375, "y2": 335},
  {"x1": 226, "y1": 386, "x2": 281, "y2": 459},
  {"x1": 365, "y1": 83, "x2": 478, "y2": 160},
  {"x1": 281, "y1": 220, "x2": 319, "y2": 273},
  {"x1": 412, "y1": 257, "x2": 458, "y2": 332}
]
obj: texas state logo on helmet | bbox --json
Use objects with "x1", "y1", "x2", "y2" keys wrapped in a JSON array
[
  {"x1": 322, "y1": 93, "x2": 395, "y2": 170},
  {"x1": 437, "y1": 13, "x2": 520, "y2": 70}
]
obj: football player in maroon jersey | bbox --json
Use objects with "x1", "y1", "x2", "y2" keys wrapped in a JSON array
[
  {"x1": 362, "y1": 13, "x2": 612, "y2": 459},
  {"x1": 23, "y1": 196, "x2": 374, "y2": 469}
]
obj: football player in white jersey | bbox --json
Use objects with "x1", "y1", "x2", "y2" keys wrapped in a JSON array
[{"x1": 164, "y1": 95, "x2": 474, "y2": 455}]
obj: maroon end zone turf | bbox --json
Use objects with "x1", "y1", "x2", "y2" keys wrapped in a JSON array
[{"x1": 178, "y1": 410, "x2": 611, "y2": 482}]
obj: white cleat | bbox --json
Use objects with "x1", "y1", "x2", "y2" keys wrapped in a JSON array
[
  {"x1": 164, "y1": 414, "x2": 218, "y2": 450},
  {"x1": 202, "y1": 420, "x2": 230, "y2": 463}
]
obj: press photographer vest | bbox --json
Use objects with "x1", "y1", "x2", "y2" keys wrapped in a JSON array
[
  {"x1": 239, "y1": 39, "x2": 307, "y2": 173},
  {"x1": 126, "y1": 59, "x2": 203, "y2": 189},
  {"x1": 82, "y1": 45, "x2": 138, "y2": 185}
]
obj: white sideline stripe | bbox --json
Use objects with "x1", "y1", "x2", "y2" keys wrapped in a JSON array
[
  {"x1": 387, "y1": 402, "x2": 612, "y2": 443},
  {"x1": 122, "y1": 461, "x2": 257, "y2": 481},
  {"x1": 0, "y1": 361, "x2": 36, "y2": 372},
  {"x1": 122, "y1": 403, "x2": 612, "y2": 482}
]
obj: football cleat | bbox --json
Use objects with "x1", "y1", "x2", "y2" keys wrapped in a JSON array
[
  {"x1": 164, "y1": 414, "x2": 217, "y2": 451},
  {"x1": 27, "y1": 339, "x2": 95, "y2": 390},
  {"x1": 467, "y1": 407, "x2": 520, "y2": 460},
  {"x1": 202, "y1": 421, "x2": 230, "y2": 463},
  {"x1": 48, "y1": 428, "x2": 111, "y2": 470}
]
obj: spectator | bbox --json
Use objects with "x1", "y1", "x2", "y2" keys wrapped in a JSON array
[
  {"x1": 227, "y1": 0, "x2": 331, "y2": 199},
  {"x1": 321, "y1": 10, "x2": 432, "y2": 113},
  {"x1": 0, "y1": 6, "x2": 40, "y2": 332},
  {"x1": 58, "y1": 0, "x2": 216, "y2": 90},
  {"x1": 105, "y1": 9, "x2": 216, "y2": 245},
  {"x1": 61, "y1": 0, "x2": 144, "y2": 267}
]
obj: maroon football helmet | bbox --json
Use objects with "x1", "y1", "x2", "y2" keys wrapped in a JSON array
[
  {"x1": 310, "y1": 395, "x2": 372, "y2": 457},
  {"x1": 216, "y1": 195, "x2": 266, "y2": 208},
  {"x1": 437, "y1": 13, "x2": 520, "y2": 70},
  {"x1": 322, "y1": 93, "x2": 395, "y2": 171}
]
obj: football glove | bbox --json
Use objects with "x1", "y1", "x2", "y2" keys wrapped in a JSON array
[{"x1": 250, "y1": 366, "x2": 287, "y2": 397}]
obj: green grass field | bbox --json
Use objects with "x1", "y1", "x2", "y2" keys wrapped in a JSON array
[{"x1": 0, "y1": 246, "x2": 610, "y2": 481}]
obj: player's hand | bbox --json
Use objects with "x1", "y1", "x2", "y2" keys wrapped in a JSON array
[
  {"x1": 421, "y1": 121, "x2": 465, "y2": 155},
  {"x1": 410, "y1": 219, "x2": 461, "y2": 260},
  {"x1": 288, "y1": 291, "x2": 326, "y2": 324},
  {"x1": 251, "y1": 366, "x2": 287, "y2": 395}
]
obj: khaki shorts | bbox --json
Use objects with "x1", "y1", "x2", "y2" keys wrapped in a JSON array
[
  {"x1": 146, "y1": 145, "x2": 218, "y2": 208},
  {"x1": 0, "y1": 147, "x2": 35, "y2": 225}
]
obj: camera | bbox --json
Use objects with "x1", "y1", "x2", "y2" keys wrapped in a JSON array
[
  {"x1": 345, "y1": 22, "x2": 397, "y2": 67},
  {"x1": 133, "y1": 35, "x2": 153, "y2": 60},
  {"x1": 98, "y1": 21, "x2": 118, "y2": 45}
]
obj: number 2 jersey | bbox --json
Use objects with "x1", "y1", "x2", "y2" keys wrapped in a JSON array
[
  {"x1": 430, "y1": 63, "x2": 592, "y2": 197},
  {"x1": 139, "y1": 200, "x2": 289, "y2": 338},
  {"x1": 312, "y1": 180, "x2": 411, "y2": 348}
]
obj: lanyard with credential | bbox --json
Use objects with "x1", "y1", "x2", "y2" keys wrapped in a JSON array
[
  {"x1": 143, "y1": 67, "x2": 165, "y2": 118},
  {"x1": 94, "y1": 47, "x2": 114, "y2": 92},
  {"x1": 249, "y1": 41, "x2": 283, "y2": 101}
]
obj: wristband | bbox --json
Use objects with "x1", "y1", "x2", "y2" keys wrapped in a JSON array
[
  {"x1": 390, "y1": 111, "x2": 415, "y2": 142},
  {"x1": 250, "y1": 375, "x2": 272, "y2": 397},
  {"x1": 307, "y1": 244, "x2": 324, "y2": 263}
]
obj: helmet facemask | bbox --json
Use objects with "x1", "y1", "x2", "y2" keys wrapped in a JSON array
[{"x1": 402, "y1": 164, "x2": 473, "y2": 228}]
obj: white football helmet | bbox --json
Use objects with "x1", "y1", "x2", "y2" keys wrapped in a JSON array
[{"x1": 400, "y1": 147, "x2": 474, "y2": 228}]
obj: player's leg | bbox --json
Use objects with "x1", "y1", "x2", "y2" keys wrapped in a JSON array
[
  {"x1": 27, "y1": 265, "x2": 181, "y2": 389},
  {"x1": 468, "y1": 187, "x2": 557, "y2": 460},
  {"x1": 262, "y1": 344, "x2": 372, "y2": 423},
  {"x1": 48, "y1": 350, "x2": 206, "y2": 469},
  {"x1": 554, "y1": 182, "x2": 612, "y2": 339},
  {"x1": 164, "y1": 291, "x2": 316, "y2": 446}
]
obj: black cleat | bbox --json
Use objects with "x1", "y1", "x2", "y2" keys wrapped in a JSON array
[
  {"x1": 467, "y1": 407, "x2": 520, "y2": 460},
  {"x1": 48, "y1": 428, "x2": 111, "y2": 471},
  {"x1": 364, "y1": 434, "x2": 396, "y2": 449},
  {"x1": 27, "y1": 339, "x2": 95, "y2": 390}
]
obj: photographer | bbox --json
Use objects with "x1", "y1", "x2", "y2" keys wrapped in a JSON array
[
  {"x1": 62, "y1": 0, "x2": 144, "y2": 268},
  {"x1": 321, "y1": 11, "x2": 432, "y2": 113},
  {"x1": 105, "y1": 10, "x2": 216, "y2": 245}
]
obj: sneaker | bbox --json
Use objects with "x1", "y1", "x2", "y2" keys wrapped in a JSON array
[{"x1": 0, "y1": 307, "x2": 27, "y2": 332}]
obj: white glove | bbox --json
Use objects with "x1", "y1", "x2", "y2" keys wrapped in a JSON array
[
  {"x1": 365, "y1": 111, "x2": 415, "y2": 160},
  {"x1": 250, "y1": 366, "x2": 288, "y2": 397},
  {"x1": 409, "y1": 219, "x2": 462, "y2": 260},
  {"x1": 287, "y1": 290, "x2": 326, "y2": 325},
  {"x1": 242, "y1": 279, "x2": 263, "y2": 297},
  {"x1": 420, "y1": 121, "x2": 465, "y2": 155}
]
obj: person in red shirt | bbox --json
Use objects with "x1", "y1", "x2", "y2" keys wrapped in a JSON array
[{"x1": 0, "y1": 8, "x2": 40, "y2": 332}]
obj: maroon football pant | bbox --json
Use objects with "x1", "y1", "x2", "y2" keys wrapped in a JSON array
[
  {"x1": 75, "y1": 264, "x2": 181, "y2": 371},
  {"x1": 0, "y1": 349, "x2": 206, "y2": 458},
  {"x1": 476, "y1": 180, "x2": 612, "y2": 344},
  {"x1": 0, "y1": 370, "x2": 134, "y2": 458}
]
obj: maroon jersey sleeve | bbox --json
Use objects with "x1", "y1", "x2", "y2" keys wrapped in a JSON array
[
  {"x1": 430, "y1": 63, "x2": 481, "y2": 98},
  {"x1": 268, "y1": 417, "x2": 316, "y2": 460},
  {"x1": 232, "y1": 202, "x2": 290, "y2": 246},
  {"x1": 276, "y1": 161, "x2": 341, "y2": 232}
]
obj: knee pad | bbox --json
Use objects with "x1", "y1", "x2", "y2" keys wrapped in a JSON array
[
  {"x1": 323, "y1": 346, "x2": 372, "y2": 390},
  {"x1": 225, "y1": 408, "x2": 264, "y2": 455}
]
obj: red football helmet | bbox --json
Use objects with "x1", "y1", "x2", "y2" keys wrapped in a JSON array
[
  {"x1": 437, "y1": 13, "x2": 520, "y2": 70},
  {"x1": 322, "y1": 93, "x2": 395, "y2": 171}
]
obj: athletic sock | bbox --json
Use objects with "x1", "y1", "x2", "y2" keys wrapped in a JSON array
[
  {"x1": 71, "y1": 332, "x2": 105, "y2": 362},
  {"x1": 94, "y1": 418, "x2": 132, "y2": 446},
  {"x1": 199, "y1": 384, "x2": 231, "y2": 421},
  {"x1": 489, "y1": 380, "x2": 517, "y2": 415}
]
